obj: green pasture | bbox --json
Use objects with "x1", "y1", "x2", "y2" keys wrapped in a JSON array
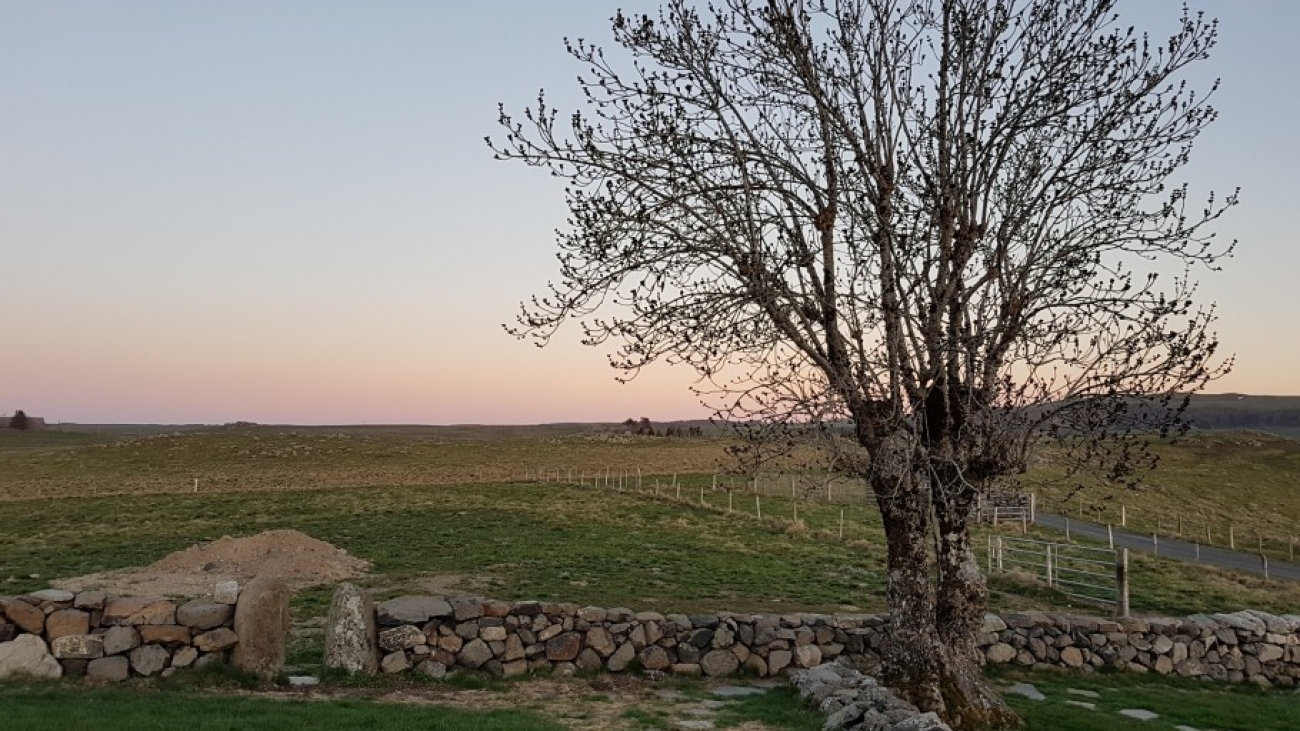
[{"x1": 2, "y1": 477, "x2": 1297, "y2": 619}]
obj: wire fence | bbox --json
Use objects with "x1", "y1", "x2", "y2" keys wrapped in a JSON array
[
  {"x1": 1047, "y1": 495, "x2": 1298, "y2": 564},
  {"x1": 986, "y1": 535, "x2": 1128, "y2": 615}
]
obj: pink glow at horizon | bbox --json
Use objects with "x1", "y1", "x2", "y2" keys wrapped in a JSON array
[{"x1": 2, "y1": 1, "x2": 1296, "y2": 425}]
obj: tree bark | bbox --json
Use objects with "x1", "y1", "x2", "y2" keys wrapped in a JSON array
[
  {"x1": 935, "y1": 484, "x2": 1022, "y2": 729},
  {"x1": 870, "y1": 433, "x2": 1021, "y2": 729}
]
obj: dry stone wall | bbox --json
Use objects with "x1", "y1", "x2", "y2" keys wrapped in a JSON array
[
  {"x1": 977, "y1": 609, "x2": 1300, "y2": 687},
  {"x1": 349, "y1": 593, "x2": 1300, "y2": 688},
  {"x1": 0, "y1": 582, "x2": 244, "y2": 682}
]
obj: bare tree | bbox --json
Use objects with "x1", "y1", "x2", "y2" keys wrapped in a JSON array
[
  {"x1": 490, "y1": 1, "x2": 1231, "y2": 726},
  {"x1": 8, "y1": 410, "x2": 29, "y2": 431}
]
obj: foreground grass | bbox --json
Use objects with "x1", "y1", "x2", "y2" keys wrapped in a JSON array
[
  {"x1": 994, "y1": 668, "x2": 1300, "y2": 731},
  {"x1": 2, "y1": 671, "x2": 1293, "y2": 731},
  {"x1": 0, "y1": 683, "x2": 565, "y2": 731}
]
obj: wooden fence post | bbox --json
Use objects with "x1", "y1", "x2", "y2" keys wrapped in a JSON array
[
  {"x1": 1153, "y1": 533, "x2": 1158, "y2": 557},
  {"x1": 1121, "y1": 505, "x2": 1127, "y2": 527},
  {"x1": 1229, "y1": 526, "x2": 1235, "y2": 551},
  {"x1": 1065, "y1": 517, "x2": 1071, "y2": 542},
  {"x1": 1029, "y1": 492, "x2": 1036, "y2": 522},
  {"x1": 839, "y1": 509, "x2": 844, "y2": 541},
  {"x1": 1116, "y1": 549, "x2": 1130, "y2": 618},
  {"x1": 756, "y1": 495, "x2": 762, "y2": 520},
  {"x1": 1107, "y1": 524, "x2": 1114, "y2": 550},
  {"x1": 996, "y1": 536, "x2": 1004, "y2": 573},
  {"x1": 1045, "y1": 543, "x2": 1054, "y2": 587}
]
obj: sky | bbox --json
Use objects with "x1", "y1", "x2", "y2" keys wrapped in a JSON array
[{"x1": 1, "y1": 0, "x2": 1296, "y2": 425}]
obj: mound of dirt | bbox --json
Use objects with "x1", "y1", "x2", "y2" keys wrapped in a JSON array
[{"x1": 53, "y1": 529, "x2": 370, "y2": 598}]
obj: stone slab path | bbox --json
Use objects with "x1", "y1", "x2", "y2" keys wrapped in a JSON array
[{"x1": 1001, "y1": 681, "x2": 1233, "y2": 731}]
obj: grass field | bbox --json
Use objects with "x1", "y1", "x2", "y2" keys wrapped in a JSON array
[
  {"x1": 1, "y1": 425, "x2": 1298, "y2": 731},
  {"x1": 1, "y1": 670, "x2": 1295, "y2": 731},
  {"x1": 2, "y1": 426, "x2": 1298, "y2": 618},
  {"x1": 1023, "y1": 431, "x2": 1300, "y2": 560},
  {"x1": 0, "y1": 426, "x2": 729, "y2": 500},
  {"x1": 2, "y1": 471, "x2": 1298, "y2": 621}
]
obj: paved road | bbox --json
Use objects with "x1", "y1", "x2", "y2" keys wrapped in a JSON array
[{"x1": 1034, "y1": 512, "x2": 1300, "y2": 583}]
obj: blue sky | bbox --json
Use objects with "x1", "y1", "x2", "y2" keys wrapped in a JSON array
[{"x1": 1, "y1": 1, "x2": 1295, "y2": 424}]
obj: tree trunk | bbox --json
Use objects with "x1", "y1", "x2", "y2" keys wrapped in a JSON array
[
  {"x1": 934, "y1": 484, "x2": 1022, "y2": 729},
  {"x1": 870, "y1": 433, "x2": 1021, "y2": 729}
]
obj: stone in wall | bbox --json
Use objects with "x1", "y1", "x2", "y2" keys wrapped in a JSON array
[
  {"x1": 1, "y1": 598, "x2": 45, "y2": 634},
  {"x1": 177, "y1": 600, "x2": 234, "y2": 630},
  {"x1": 102, "y1": 597, "x2": 177, "y2": 626},
  {"x1": 0, "y1": 634, "x2": 62, "y2": 679},
  {"x1": 376, "y1": 596, "x2": 452, "y2": 626}
]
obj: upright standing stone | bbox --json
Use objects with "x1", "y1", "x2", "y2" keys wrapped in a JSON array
[
  {"x1": 231, "y1": 576, "x2": 289, "y2": 678},
  {"x1": 323, "y1": 583, "x2": 378, "y2": 674}
]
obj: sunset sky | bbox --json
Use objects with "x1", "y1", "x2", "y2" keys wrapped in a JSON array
[{"x1": 2, "y1": 0, "x2": 1296, "y2": 425}]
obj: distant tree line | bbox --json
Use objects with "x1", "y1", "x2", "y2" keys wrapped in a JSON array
[
  {"x1": 8, "y1": 410, "x2": 28, "y2": 431},
  {"x1": 621, "y1": 417, "x2": 703, "y2": 437}
]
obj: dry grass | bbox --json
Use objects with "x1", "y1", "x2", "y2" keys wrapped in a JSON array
[
  {"x1": 1021, "y1": 431, "x2": 1300, "y2": 559},
  {"x1": 0, "y1": 428, "x2": 731, "y2": 501}
]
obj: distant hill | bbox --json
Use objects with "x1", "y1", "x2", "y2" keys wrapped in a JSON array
[
  {"x1": 37, "y1": 394, "x2": 1300, "y2": 440},
  {"x1": 1185, "y1": 393, "x2": 1300, "y2": 437}
]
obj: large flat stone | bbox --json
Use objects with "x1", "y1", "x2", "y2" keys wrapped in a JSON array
[
  {"x1": 29, "y1": 589, "x2": 75, "y2": 603},
  {"x1": 375, "y1": 596, "x2": 453, "y2": 626},
  {"x1": 176, "y1": 600, "x2": 234, "y2": 630},
  {"x1": 102, "y1": 597, "x2": 177, "y2": 626},
  {"x1": 51, "y1": 634, "x2": 104, "y2": 660}
]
